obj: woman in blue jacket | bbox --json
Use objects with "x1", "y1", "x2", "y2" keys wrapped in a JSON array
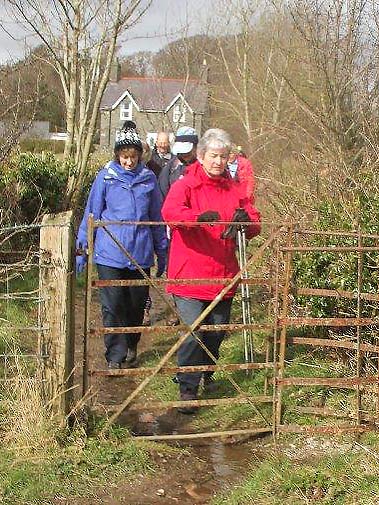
[{"x1": 77, "y1": 121, "x2": 168, "y2": 369}]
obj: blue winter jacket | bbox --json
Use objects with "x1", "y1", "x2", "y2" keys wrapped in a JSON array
[{"x1": 77, "y1": 160, "x2": 168, "y2": 269}]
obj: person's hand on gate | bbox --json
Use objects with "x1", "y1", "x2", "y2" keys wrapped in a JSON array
[
  {"x1": 75, "y1": 245, "x2": 87, "y2": 275},
  {"x1": 230, "y1": 208, "x2": 250, "y2": 224},
  {"x1": 221, "y1": 208, "x2": 251, "y2": 240}
]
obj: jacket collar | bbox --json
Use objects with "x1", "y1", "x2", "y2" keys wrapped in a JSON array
[
  {"x1": 184, "y1": 160, "x2": 231, "y2": 189},
  {"x1": 105, "y1": 160, "x2": 150, "y2": 184}
]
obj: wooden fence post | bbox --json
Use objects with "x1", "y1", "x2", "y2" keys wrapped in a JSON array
[{"x1": 39, "y1": 211, "x2": 75, "y2": 421}]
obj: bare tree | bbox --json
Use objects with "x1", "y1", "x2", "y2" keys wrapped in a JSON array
[
  {"x1": 3, "y1": 0, "x2": 152, "y2": 209},
  {"x1": 203, "y1": 0, "x2": 297, "y2": 163},
  {"x1": 279, "y1": 0, "x2": 376, "y2": 219},
  {"x1": 0, "y1": 60, "x2": 41, "y2": 164}
]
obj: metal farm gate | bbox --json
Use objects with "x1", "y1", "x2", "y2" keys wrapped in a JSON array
[{"x1": 81, "y1": 216, "x2": 379, "y2": 440}]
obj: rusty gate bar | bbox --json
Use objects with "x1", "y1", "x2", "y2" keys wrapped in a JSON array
[
  {"x1": 120, "y1": 394, "x2": 273, "y2": 411},
  {"x1": 271, "y1": 238, "x2": 281, "y2": 439},
  {"x1": 278, "y1": 425, "x2": 372, "y2": 434},
  {"x1": 90, "y1": 362, "x2": 274, "y2": 376},
  {"x1": 296, "y1": 229, "x2": 379, "y2": 239},
  {"x1": 286, "y1": 336, "x2": 379, "y2": 353},
  {"x1": 93, "y1": 277, "x2": 269, "y2": 286},
  {"x1": 356, "y1": 229, "x2": 363, "y2": 424},
  {"x1": 82, "y1": 214, "x2": 94, "y2": 396},
  {"x1": 100, "y1": 227, "x2": 282, "y2": 434},
  {"x1": 137, "y1": 427, "x2": 273, "y2": 442},
  {"x1": 275, "y1": 225, "x2": 293, "y2": 427},
  {"x1": 280, "y1": 317, "x2": 379, "y2": 327},
  {"x1": 94, "y1": 219, "x2": 287, "y2": 227},
  {"x1": 295, "y1": 287, "x2": 379, "y2": 302},
  {"x1": 275, "y1": 376, "x2": 379, "y2": 387},
  {"x1": 90, "y1": 323, "x2": 274, "y2": 335},
  {"x1": 264, "y1": 260, "x2": 274, "y2": 395},
  {"x1": 281, "y1": 246, "x2": 379, "y2": 252}
]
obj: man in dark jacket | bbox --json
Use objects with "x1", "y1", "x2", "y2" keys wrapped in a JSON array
[
  {"x1": 158, "y1": 126, "x2": 198, "y2": 200},
  {"x1": 147, "y1": 131, "x2": 172, "y2": 178}
]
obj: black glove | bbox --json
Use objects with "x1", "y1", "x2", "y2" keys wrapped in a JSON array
[
  {"x1": 221, "y1": 208, "x2": 251, "y2": 240},
  {"x1": 231, "y1": 208, "x2": 250, "y2": 223},
  {"x1": 197, "y1": 210, "x2": 221, "y2": 222}
]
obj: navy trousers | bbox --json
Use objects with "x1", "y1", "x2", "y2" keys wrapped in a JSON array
[
  {"x1": 173, "y1": 295, "x2": 233, "y2": 393},
  {"x1": 97, "y1": 264, "x2": 150, "y2": 364}
]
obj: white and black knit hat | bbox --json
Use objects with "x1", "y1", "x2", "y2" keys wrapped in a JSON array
[{"x1": 115, "y1": 121, "x2": 143, "y2": 152}]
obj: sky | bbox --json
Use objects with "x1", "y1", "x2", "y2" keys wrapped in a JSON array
[{"x1": 0, "y1": 0, "x2": 210, "y2": 64}]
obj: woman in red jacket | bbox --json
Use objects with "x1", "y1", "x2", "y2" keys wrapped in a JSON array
[
  {"x1": 227, "y1": 144, "x2": 255, "y2": 201},
  {"x1": 161, "y1": 128, "x2": 261, "y2": 413}
]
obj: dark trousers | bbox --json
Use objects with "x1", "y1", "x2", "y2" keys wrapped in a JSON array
[
  {"x1": 173, "y1": 295, "x2": 233, "y2": 392},
  {"x1": 97, "y1": 264, "x2": 150, "y2": 364}
]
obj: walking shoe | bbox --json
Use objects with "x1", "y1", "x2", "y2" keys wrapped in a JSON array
[
  {"x1": 177, "y1": 391, "x2": 198, "y2": 415},
  {"x1": 167, "y1": 315, "x2": 180, "y2": 326},
  {"x1": 124, "y1": 347, "x2": 137, "y2": 368},
  {"x1": 107, "y1": 361, "x2": 121, "y2": 369},
  {"x1": 203, "y1": 375, "x2": 218, "y2": 393}
]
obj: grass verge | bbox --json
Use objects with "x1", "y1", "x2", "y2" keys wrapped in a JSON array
[
  {"x1": 0, "y1": 424, "x2": 153, "y2": 505},
  {"x1": 211, "y1": 433, "x2": 379, "y2": 504},
  {"x1": 0, "y1": 352, "x2": 156, "y2": 505}
]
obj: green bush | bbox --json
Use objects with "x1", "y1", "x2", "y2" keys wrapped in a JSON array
[
  {"x1": 19, "y1": 138, "x2": 65, "y2": 154},
  {"x1": 293, "y1": 190, "x2": 379, "y2": 318},
  {"x1": 0, "y1": 152, "x2": 73, "y2": 224}
]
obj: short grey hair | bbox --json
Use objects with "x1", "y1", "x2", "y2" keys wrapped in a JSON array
[{"x1": 197, "y1": 128, "x2": 232, "y2": 157}]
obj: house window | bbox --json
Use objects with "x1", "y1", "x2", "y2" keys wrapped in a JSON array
[
  {"x1": 147, "y1": 132, "x2": 157, "y2": 148},
  {"x1": 120, "y1": 101, "x2": 133, "y2": 121},
  {"x1": 173, "y1": 104, "x2": 186, "y2": 123}
]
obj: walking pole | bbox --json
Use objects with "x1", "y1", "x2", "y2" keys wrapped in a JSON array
[{"x1": 237, "y1": 226, "x2": 254, "y2": 366}]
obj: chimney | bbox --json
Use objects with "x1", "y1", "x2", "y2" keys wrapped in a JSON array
[
  {"x1": 110, "y1": 57, "x2": 121, "y2": 83},
  {"x1": 200, "y1": 58, "x2": 209, "y2": 84}
]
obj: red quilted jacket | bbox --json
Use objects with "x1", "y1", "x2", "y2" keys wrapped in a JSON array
[
  {"x1": 161, "y1": 160, "x2": 261, "y2": 300},
  {"x1": 236, "y1": 155, "x2": 255, "y2": 201}
]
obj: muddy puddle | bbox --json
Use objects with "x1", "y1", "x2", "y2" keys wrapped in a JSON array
[{"x1": 117, "y1": 410, "x2": 268, "y2": 504}]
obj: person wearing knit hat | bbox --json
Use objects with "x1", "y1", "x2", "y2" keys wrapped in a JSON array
[
  {"x1": 76, "y1": 120, "x2": 168, "y2": 369},
  {"x1": 114, "y1": 120, "x2": 143, "y2": 153}
]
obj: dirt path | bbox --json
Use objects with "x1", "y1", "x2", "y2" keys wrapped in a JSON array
[{"x1": 74, "y1": 286, "x2": 268, "y2": 504}]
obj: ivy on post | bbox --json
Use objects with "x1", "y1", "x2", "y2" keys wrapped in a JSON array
[{"x1": 39, "y1": 211, "x2": 75, "y2": 422}]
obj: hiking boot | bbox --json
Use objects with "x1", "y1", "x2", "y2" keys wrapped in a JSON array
[
  {"x1": 167, "y1": 315, "x2": 180, "y2": 326},
  {"x1": 178, "y1": 390, "x2": 198, "y2": 415},
  {"x1": 203, "y1": 375, "x2": 218, "y2": 393},
  {"x1": 124, "y1": 347, "x2": 137, "y2": 368},
  {"x1": 107, "y1": 361, "x2": 121, "y2": 370}
]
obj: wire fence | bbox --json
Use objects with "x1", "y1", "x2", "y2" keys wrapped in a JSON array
[
  {"x1": 0, "y1": 213, "x2": 75, "y2": 412},
  {"x1": 0, "y1": 224, "x2": 45, "y2": 384}
]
